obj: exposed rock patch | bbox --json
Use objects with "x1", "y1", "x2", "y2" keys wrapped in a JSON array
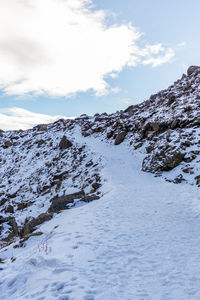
[
  {"x1": 114, "y1": 131, "x2": 127, "y2": 145},
  {"x1": 59, "y1": 136, "x2": 72, "y2": 149}
]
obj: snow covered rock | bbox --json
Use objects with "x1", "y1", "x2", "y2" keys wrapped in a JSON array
[
  {"x1": 187, "y1": 65, "x2": 200, "y2": 76},
  {"x1": 48, "y1": 191, "x2": 85, "y2": 213}
]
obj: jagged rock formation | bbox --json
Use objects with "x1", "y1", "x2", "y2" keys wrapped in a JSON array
[{"x1": 0, "y1": 66, "x2": 199, "y2": 248}]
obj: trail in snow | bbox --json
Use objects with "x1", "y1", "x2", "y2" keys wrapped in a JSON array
[{"x1": 1, "y1": 134, "x2": 200, "y2": 300}]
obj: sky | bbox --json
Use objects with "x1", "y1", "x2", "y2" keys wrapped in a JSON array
[{"x1": 0, "y1": 0, "x2": 199, "y2": 130}]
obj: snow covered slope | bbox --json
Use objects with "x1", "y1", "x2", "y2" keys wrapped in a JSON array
[
  {"x1": 0, "y1": 66, "x2": 200, "y2": 299},
  {"x1": 0, "y1": 134, "x2": 200, "y2": 300}
]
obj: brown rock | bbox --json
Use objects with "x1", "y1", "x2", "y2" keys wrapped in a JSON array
[
  {"x1": 59, "y1": 136, "x2": 72, "y2": 149},
  {"x1": 21, "y1": 213, "x2": 53, "y2": 237},
  {"x1": 114, "y1": 131, "x2": 127, "y2": 145},
  {"x1": 48, "y1": 191, "x2": 85, "y2": 213}
]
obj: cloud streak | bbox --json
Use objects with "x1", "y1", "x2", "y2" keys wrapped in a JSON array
[
  {"x1": 0, "y1": 107, "x2": 70, "y2": 130},
  {"x1": 0, "y1": 0, "x2": 175, "y2": 97}
]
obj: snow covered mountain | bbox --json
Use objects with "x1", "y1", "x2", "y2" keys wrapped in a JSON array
[{"x1": 0, "y1": 66, "x2": 200, "y2": 299}]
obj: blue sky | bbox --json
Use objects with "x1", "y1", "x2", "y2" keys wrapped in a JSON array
[{"x1": 0, "y1": 0, "x2": 199, "y2": 129}]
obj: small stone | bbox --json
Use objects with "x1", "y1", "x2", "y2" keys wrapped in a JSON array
[{"x1": 134, "y1": 142, "x2": 143, "y2": 150}]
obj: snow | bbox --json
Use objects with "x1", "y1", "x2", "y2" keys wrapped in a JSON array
[{"x1": 1, "y1": 131, "x2": 200, "y2": 299}]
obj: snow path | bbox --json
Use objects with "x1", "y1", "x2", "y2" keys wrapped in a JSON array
[{"x1": 1, "y1": 135, "x2": 200, "y2": 300}]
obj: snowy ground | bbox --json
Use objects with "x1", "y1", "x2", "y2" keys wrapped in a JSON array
[{"x1": 0, "y1": 132, "x2": 200, "y2": 300}]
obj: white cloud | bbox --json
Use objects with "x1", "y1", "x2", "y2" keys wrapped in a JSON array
[
  {"x1": 142, "y1": 48, "x2": 175, "y2": 67},
  {"x1": 176, "y1": 42, "x2": 186, "y2": 48},
  {"x1": 0, "y1": 107, "x2": 71, "y2": 130},
  {"x1": 0, "y1": 0, "x2": 175, "y2": 97}
]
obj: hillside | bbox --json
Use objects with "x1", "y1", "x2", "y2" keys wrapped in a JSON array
[{"x1": 0, "y1": 66, "x2": 200, "y2": 299}]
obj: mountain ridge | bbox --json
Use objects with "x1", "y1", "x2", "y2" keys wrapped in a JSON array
[{"x1": 0, "y1": 65, "x2": 200, "y2": 248}]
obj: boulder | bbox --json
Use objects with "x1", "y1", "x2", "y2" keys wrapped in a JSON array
[
  {"x1": 36, "y1": 124, "x2": 47, "y2": 131},
  {"x1": 142, "y1": 149, "x2": 185, "y2": 173},
  {"x1": 21, "y1": 213, "x2": 53, "y2": 237},
  {"x1": 114, "y1": 131, "x2": 127, "y2": 145},
  {"x1": 84, "y1": 194, "x2": 100, "y2": 202},
  {"x1": 91, "y1": 182, "x2": 101, "y2": 190},
  {"x1": 37, "y1": 139, "x2": 45, "y2": 147},
  {"x1": 48, "y1": 191, "x2": 85, "y2": 213},
  {"x1": 8, "y1": 218, "x2": 19, "y2": 236},
  {"x1": 3, "y1": 141, "x2": 12, "y2": 148},
  {"x1": 59, "y1": 136, "x2": 72, "y2": 149},
  {"x1": 5, "y1": 205, "x2": 14, "y2": 214},
  {"x1": 195, "y1": 175, "x2": 200, "y2": 187}
]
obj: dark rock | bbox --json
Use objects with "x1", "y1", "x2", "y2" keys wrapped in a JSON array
[
  {"x1": 52, "y1": 171, "x2": 68, "y2": 181},
  {"x1": 173, "y1": 174, "x2": 186, "y2": 184},
  {"x1": 3, "y1": 141, "x2": 12, "y2": 148},
  {"x1": 35, "y1": 124, "x2": 47, "y2": 131},
  {"x1": 22, "y1": 231, "x2": 43, "y2": 242},
  {"x1": 17, "y1": 201, "x2": 34, "y2": 210},
  {"x1": 145, "y1": 144, "x2": 154, "y2": 153},
  {"x1": 37, "y1": 140, "x2": 45, "y2": 147},
  {"x1": 85, "y1": 160, "x2": 93, "y2": 167},
  {"x1": 114, "y1": 131, "x2": 127, "y2": 145},
  {"x1": 195, "y1": 175, "x2": 200, "y2": 187},
  {"x1": 8, "y1": 218, "x2": 19, "y2": 236},
  {"x1": 82, "y1": 131, "x2": 90, "y2": 137},
  {"x1": 171, "y1": 119, "x2": 179, "y2": 129},
  {"x1": 21, "y1": 213, "x2": 53, "y2": 237},
  {"x1": 107, "y1": 131, "x2": 114, "y2": 139},
  {"x1": 91, "y1": 182, "x2": 101, "y2": 190},
  {"x1": 151, "y1": 122, "x2": 160, "y2": 132},
  {"x1": 0, "y1": 198, "x2": 7, "y2": 207},
  {"x1": 134, "y1": 142, "x2": 143, "y2": 150},
  {"x1": 142, "y1": 150, "x2": 185, "y2": 173},
  {"x1": 59, "y1": 136, "x2": 72, "y2": 149},
  {"x1": 182, "y1": 167, "x2": 194, "y2": 174},
  {"x1": 5, "y1": 205, "x2": 14, "y2": 214},
  {"x1": 48, "y1": 191, "x2": 85, "y2": 213},
  {"x1": 167, "y1": 94, "x2": 176, "y2": 106},
  {"x1": 84, "y1": 195, "x2": 100, "y2": 202},
  {"x1": 187, "y1": 65, "x2": 200, "y2": 76},
  {"x1": 183, "y1": 153, "x2": 196, "y2": 163}
]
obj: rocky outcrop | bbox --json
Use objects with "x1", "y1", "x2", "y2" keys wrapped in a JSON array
[
  {"x1": 21, "y1": 213, "x2": 53, "y2": 237},
  {"x1": 59, "y1": 136, "x2": 72, "y2": 149},
  {"x1": 48, "y1": 191, "x2": 85, "y2": 213},
  {"x1": 114, "y1": 131, "x2": 127, "y2": 145},
  {"x1": 187, "y1": 65, "x2": 200, "y2": 76},
  {"x1": 142, "y1": 149, "x2": 185, "y2": 173},
  {"x1": 48, "y1": 190, "x2": 100, "y2": 213}
]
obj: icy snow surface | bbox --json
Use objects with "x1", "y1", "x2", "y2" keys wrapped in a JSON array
[{"x1": 0, "y1": 130, "x2": 200, "y2": 300}]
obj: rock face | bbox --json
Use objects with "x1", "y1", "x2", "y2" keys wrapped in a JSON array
[
  {"x1": 187, "y1": 65, "x2": 200, "y2": 76},
  {"x1": 48, "y1": 191, "x2": 85, "y2": 213},
  {"x1": 142, "y1": 149, "x2": 185, "y2": 173},
  {"x1": 59, "y1": 136, "x2": 72, "y2": 149},
  {"x1": 0, "y1": 120, "x2": 103, "y2": 247},
  {"x1": 21, "y1": 213, "x2": 53, "y2": 237}
]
